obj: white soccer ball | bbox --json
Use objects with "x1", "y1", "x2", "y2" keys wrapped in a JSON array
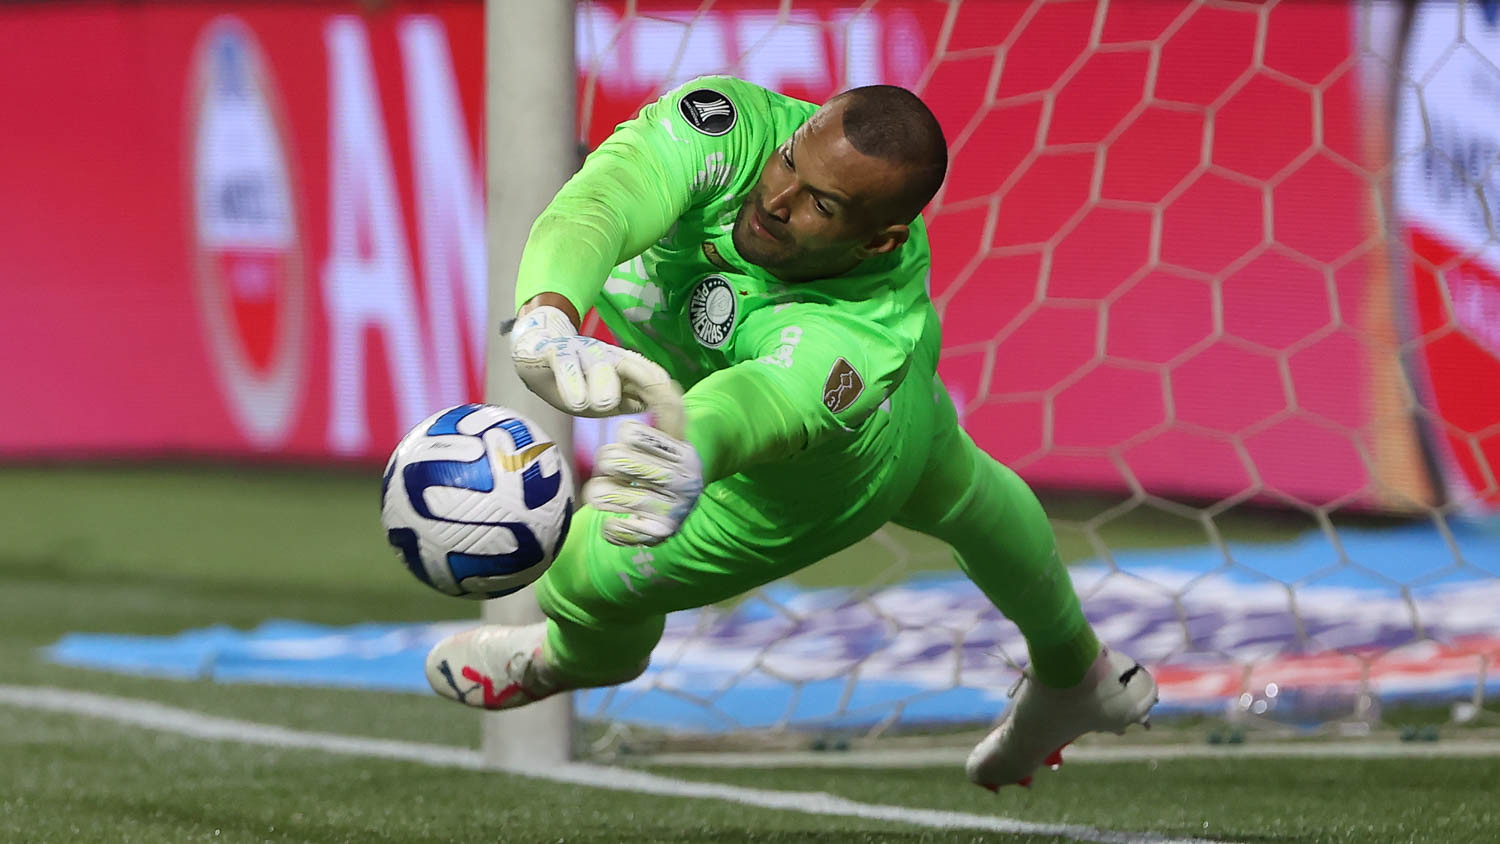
[{"x1": 381, "y1": 404, "x2": 574, "y2": 600}]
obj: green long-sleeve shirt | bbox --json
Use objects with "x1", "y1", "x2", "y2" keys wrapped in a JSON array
[{"x1": 516, "y1": 76, "x2": 940, "y2": 484}]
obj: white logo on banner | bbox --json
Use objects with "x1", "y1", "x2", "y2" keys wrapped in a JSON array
[{"x1": 190, "y1": 17, "x2": 308, "y2": 450}]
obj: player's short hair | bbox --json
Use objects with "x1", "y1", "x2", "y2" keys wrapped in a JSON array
[{"x1": 830, "y1": 85, "x2": 948, "y2": 223}]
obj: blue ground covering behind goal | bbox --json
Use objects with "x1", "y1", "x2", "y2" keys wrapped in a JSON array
[{"x1": 45, "y1": 522, "x2": 1500, "y2": 731}]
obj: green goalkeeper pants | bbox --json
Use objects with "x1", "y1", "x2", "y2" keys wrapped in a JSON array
[{"x1": 533, "y1": 373, "x2": 1098, "y2": 690}]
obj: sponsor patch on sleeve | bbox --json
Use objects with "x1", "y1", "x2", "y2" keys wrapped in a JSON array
[
  {"x1": 678, "y1": 88, "x2": 738, "y2": 136},
  {"x1": 822, "y1": 358, "x2": 865, "y2": 414}
]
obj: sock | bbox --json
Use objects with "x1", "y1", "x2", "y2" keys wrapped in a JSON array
[
  {"x1": 1026, "y1": 624, "x2": 1100, "y2": 689},
  {"x1": 533, "y1": 554, "x2": 662, "y2": 687}
]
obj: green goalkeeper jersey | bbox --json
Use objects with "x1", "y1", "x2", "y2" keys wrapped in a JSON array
[{"x1": 516, "y1": 76, "x2": 942, "y2": 486}]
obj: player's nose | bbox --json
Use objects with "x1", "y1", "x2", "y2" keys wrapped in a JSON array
[{"x1": 762, "y1": 182, "x2": 795, "y2": 222}]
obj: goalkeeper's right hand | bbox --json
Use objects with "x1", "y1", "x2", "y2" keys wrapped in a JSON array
[{"x1": 510, "y1": 304, "x2": 675, "y2": 418}]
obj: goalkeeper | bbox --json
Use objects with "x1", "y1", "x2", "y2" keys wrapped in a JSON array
[{"x1": 426, "y1": 77, "x2": 1156, "y2": 789}]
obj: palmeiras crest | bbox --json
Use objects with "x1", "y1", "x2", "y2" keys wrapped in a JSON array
[{"x1": 688, "y1": 275, "x2": 737, "y2": 348}]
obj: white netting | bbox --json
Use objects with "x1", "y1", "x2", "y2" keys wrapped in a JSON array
[{"x1": 572, "y1": 0, "x2": 1500, "y2": 749}]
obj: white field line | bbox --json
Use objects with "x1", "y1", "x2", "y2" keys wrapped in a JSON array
[
  {"x1": 0, "y1": 684, "x2": 1226, "y2": 844},
  {"x1": 639, "y1": 738, "x2": 1500, "y2": 769}
]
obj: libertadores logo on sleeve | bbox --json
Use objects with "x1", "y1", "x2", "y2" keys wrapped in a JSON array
[
  {"x1": 188, "y1": 16, "x2": 307, "y2": 450},
  {"x1": 679, "y1": 88, "x2": 737, "y2": 136}
]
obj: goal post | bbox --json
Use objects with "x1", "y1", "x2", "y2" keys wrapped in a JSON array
[{"x1": 481, "y1": 0, "x2": 577, "y2": 768}]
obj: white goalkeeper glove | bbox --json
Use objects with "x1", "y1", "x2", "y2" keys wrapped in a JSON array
[
  {"x1": 585, "y1": 420, "x2": 704, "y2": 546},
  {"x1": 511, "y1": 305, "x2": 675, "y2": 419}
]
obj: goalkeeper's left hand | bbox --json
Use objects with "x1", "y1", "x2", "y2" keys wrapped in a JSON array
[{"x1": 584, "y1": 420, "x2": 704, "y2": 546}]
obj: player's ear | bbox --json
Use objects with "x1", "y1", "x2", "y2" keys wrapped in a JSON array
[{"x1": 858, "y1": 224, "x2": 909, "y2": 257}]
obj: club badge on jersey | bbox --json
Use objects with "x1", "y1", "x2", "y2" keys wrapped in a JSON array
[
  {"x1": 678, "y1": 88, "x2": 737, "y2": 136},
  {"x1": 688, "y1": 274, "x2": 738, "y2": 348}
]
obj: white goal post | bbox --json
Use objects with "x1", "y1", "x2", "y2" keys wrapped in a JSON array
[{"x1": 482, "y1": 0, "x2": 578, "y2": 768}]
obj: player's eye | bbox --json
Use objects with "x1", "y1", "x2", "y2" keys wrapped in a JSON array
[
  {"x1": 780, "y1": 147, "x2": 793, "y2": 169},
  {"x1": 813, "y1": 199, "x2": 832, "y2": 217}
]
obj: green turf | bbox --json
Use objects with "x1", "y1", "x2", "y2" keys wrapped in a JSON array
[
  {"x1": 0, "y1": 463, "x2": 484, "y2": 747},
  {"x1": 649, "y1": 758, "x2": 1500, "y2": 843},
  {"x1": 2, "y1": 462, "x2": 1489, "y2": 843},
  {"x1": 0, "y1": 462, "x2": 442, "y2": 596},
  {"x1": 5, "y1": 698, "x2": 1497, "y2": 844},
  {"x1": 0, "y1": 462, "x2": 1350, "y2": 595},
  {"x1": 0, "y1": 460, "x2": 1326, "y2": 743},
  {"x1": 0, "y1": 706, "x2": 1008, "y2": 844}
]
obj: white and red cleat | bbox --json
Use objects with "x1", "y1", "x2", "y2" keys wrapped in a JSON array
[
  {"x1": 425, "y1": 623, "x2": 565, "y2": 710},
  {"x1": 967, "y1": 644, "x2": 1158, "y2": 791},
  {"x1": 425, "y1": 622, "x2": 649, "y2": 710}
]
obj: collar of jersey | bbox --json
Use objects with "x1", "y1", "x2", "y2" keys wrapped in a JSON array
[{"x1": 710, "y1": 228, "x2": 901, "y2": 293}]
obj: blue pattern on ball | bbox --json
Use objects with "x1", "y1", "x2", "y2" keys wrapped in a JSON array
[
  {"x1": 402, "y1": 407, "x2": 563, "y2": 523},
  {"x1": 385, "y1": 528, "x2": 433, "y2": 588},
  {"x1": 553, "y1": 499, "x2": 574, "y2": 557},
  {"x1": 521, "y1": 461, "x2": 561, "y2": 510},
  {"x1": 446, "y1": 522, "x2": 544, "y2": 580},
  {"x1": 498, "y1": 416, "x2": 533, "y2": 448},
  {"x1": 424, "y1": 403, "x2": 486, "y2": 436},
  {"x1": 390, "y1": 405, "x2": 569, "y2": 598},
  {"x1": 403, "y1": 454, "x2": 495, "y2": 522}
]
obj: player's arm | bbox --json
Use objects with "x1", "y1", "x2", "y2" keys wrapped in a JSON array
[
  {"x1": 685, "y1": 306, "x2": 911, "y2": 482},
  {"x1": 584, "y1": 305, "x2": 909, "y2": 546},
  {"x1": 509, "y1": 77, "x2": 769, "y2": 416},
  {"x1": 507, "y1": 118, "x2": 693, "y2": 416},
  {"x1": 512, "y1": 122, "x2": 691, "y2": 322},
  {"x1": 515, "y1": 75, "x2": 767, "y2": 316}
]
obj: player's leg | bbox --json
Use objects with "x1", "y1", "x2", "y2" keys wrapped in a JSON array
[
  {"x1": 428, "y1": 405, "x2": 930, "y2": 709},
  {"x1": 427, "y1": 495, "x2": 913, "y2": 709},
  {"x1": 891, "y1": 385, "x2": 1156, "y2": 789},
  {"x1": 891, "y1": 386, "x2": 1098, "y2": 688},
  {"x1": 537, "y1": 481, "x2": 912, "y2": 688}
]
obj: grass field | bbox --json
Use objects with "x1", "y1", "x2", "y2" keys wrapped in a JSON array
[{"x1": 2, "y1": 463, "x2": 1496, "y2": 843}]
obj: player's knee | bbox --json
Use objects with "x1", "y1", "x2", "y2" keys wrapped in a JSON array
[
  {"x1": 895, "y1": 444, "x2": 981, "y2": 536},
  {"x1": 536, "y1": 566, "x2": 626, "y2": 627}
]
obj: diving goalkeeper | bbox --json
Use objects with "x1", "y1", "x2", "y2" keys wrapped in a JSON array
[{"x1": 425, "y1": 77, "x2": 1157, "y2": 790}]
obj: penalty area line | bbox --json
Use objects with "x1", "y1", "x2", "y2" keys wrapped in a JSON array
[{"x1": 0, "y1": 684, "x2": 1227, "y2": 844}]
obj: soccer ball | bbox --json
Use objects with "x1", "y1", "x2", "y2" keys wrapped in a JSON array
[{"x1": 381, "y1": 404, "x2": 574, "y2": 600}]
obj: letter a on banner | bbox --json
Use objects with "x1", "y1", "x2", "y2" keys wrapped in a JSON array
[
  {"x1": 323, "y1": 16, "x2": 431, "y2": 455},
  {"x1": 400, "y1": 16, "x2": 488, "y2": 409}
]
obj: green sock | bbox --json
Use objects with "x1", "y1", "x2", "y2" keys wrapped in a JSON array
[
  {"x1": 533, "y1": 548, "x2": 662, "y2": 687},
  {"x1": 1027, "y1": 624, "x2": 1100, "y2": 689}
]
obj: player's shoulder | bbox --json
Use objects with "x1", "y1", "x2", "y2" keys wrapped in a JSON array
[{"x1": 657, "y1": 76, "x2": 814, "y2": 140}]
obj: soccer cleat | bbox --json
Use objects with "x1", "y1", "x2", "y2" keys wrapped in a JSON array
[
  {"x1": 425, "y1": 623, "x2": 565, "y2": 710},
  {"x1": 967, "y1": 644, "x2": 1158, "y2": 791}
]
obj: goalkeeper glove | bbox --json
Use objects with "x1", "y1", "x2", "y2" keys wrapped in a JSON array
[
  {"x1": 585, "y1": 420, "x2": 704, "y2": 546},
  {"x1": 511, "y1": 305, "x2": 673, "y2": 417}
]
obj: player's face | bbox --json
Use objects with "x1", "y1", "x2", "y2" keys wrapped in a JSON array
[{"x1": 732, "y1": 104, "x2": 912, "y2": 280}]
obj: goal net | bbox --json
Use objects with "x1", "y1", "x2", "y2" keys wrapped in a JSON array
[{"x1": 568, "y1": 0, "x2": 1500, "y2": 752}]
